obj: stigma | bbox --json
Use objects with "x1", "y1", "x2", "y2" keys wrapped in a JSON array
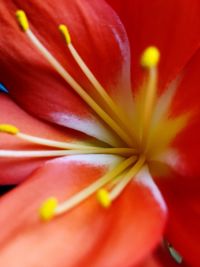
[{"x1": 0, "y1": 10, "x2": 188, "y2": 221}]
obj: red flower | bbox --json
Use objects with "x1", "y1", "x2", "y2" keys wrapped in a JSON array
[{"x1": 0, "y1": 0, "x2": 199, "y2": 266}]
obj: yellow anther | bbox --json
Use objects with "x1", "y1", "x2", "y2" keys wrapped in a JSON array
[
  {"x1": 97, "y1": 189, "x2": 111, "y2": 208},
  {"x1": 59, "y1": 24, "x2": 71, "y2": 45},
  {"x1": 16, "y1": 10, "x2": 29, "y2": 31},
  {"x1": 141, "y1": 46, "x2": 160, "y2": 68},
  {"x1": 0, "y1": 124, "x2": 19, "y2": 135},
  {"x1": 39, "y1": 197, "x2": 58, "y2": 221}
]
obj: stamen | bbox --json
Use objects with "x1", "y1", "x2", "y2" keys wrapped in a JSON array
[
  {"x1": 16, "y1": 11, "x2": 135, "y2": 147},
  {"x1": 0, "y1": 124, "x2": 136, "y2": 156},
  {"x1": 0, "y1": 125, "x2": 113, "y2": 150},
  {"x1": 59, "y1": 24, "x2": 136, "y2": 142},
  {"x1": 0, "y1": 147, "x2": 136, "y2": 158},
  {"x1": 140, "y1": 47, "x2": 160, "y2": 147},
  {"x1": 42, "y1": 156, "x2": 136, "y2": 217}
]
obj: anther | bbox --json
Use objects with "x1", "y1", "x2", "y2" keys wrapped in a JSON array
[
  {"x1": 141, "y1": 46, "x2": 160, "y2": 68},
  {"x1": 16, "y1": 10, "x2": 29, "y2": 32},
  {"x1": 59, "y1": 24, "x2": 71, "y2": 45},
  {"x1": 97, "y1": 189, "x2": 111, "y2": 208},
  {"x1": 0, "y1": 124, "x2": 19, "y2": 135},
  {"x1": 39, "y1": 197, "x2": 58, "y2": 221}
]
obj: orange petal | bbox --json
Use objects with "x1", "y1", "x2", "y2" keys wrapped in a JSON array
[{"x1": 0, "y1": 155, "x2": 166, "y2": 267}]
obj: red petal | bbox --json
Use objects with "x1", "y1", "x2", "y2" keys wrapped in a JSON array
[
  {"x1": 170, "y1": 49, "x2": 200, "y2": 177},
  {"x1": 107, "y1": 0, "x2": 200, "y2": 89},
  {"x1": 157, "y1": 175, "x2": 200, "y2": 267},
  {"x1": 0, "y1": 0, "x2": 133, "y2": 142},
  {"x1": 0, "y1": 93, "x2": 81, "y2": 184},
  {"x1": 0, "y1": 155, "x2": 166, "y2": 267}
]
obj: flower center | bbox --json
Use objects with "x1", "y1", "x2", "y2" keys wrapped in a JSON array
[{"x1": 0, "y1": 10, "x2": 188, "y2": 221}]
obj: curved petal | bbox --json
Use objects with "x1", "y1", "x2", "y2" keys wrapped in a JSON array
[
  {"x1": 0, "y1": 155, "x2": 166, "y2": 267},
  {"x1": 0, "y1": 0, "x2": 133, "y2": 143},
  {"x1": 106, "y1": 0, "x2": 200, "y2": 89},
  {"x1": 157, "y1": 175, "x2": 200, "y2": 267},
  {"x1": 0, "y1": 93, "x2": 83, "y2": 184}
]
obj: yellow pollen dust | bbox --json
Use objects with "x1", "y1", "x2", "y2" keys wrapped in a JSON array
[
  {"x1": 141, "y1": 46, "x2": 160, "y2": 68},
  {"x1": 0, "y1": 124, "x2": 19, "y2": 135},
  {"x1": 59, "y1": 24, "x2": 71, "y2": 45},
  {"x1": 39, "y1": 197, "x2": 58, "y2": 221},
  {"x1": 96, "y1": 189, "x2": 111, "y2": 208},
  {"x1": 16, "y1": 10, "x2": 29, "y2": 32}
]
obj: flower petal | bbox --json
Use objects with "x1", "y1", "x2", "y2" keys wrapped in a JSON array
[
  {"x1": 157, "y1": 175, "x2": 200, "y2": 267},
  {"x1": 107, "y1": 0, "x2": 200, "y2": 89},
  {"x1": 0, "y1": 155, "x2": 166, "y2": 267},
  {"x1": 170, "y1": 48, "x2": 200, "y2": 177},
  {"x1": 0, "y1": 93, "x2": 83, "y2": 184},
  {"x1": 0, "y1": 0, "x2": 133, "y2": 142}
]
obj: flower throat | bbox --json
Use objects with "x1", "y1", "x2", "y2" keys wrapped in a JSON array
[{"x1": 0, "y1": 10, "x2": 188, "y2": 221}]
